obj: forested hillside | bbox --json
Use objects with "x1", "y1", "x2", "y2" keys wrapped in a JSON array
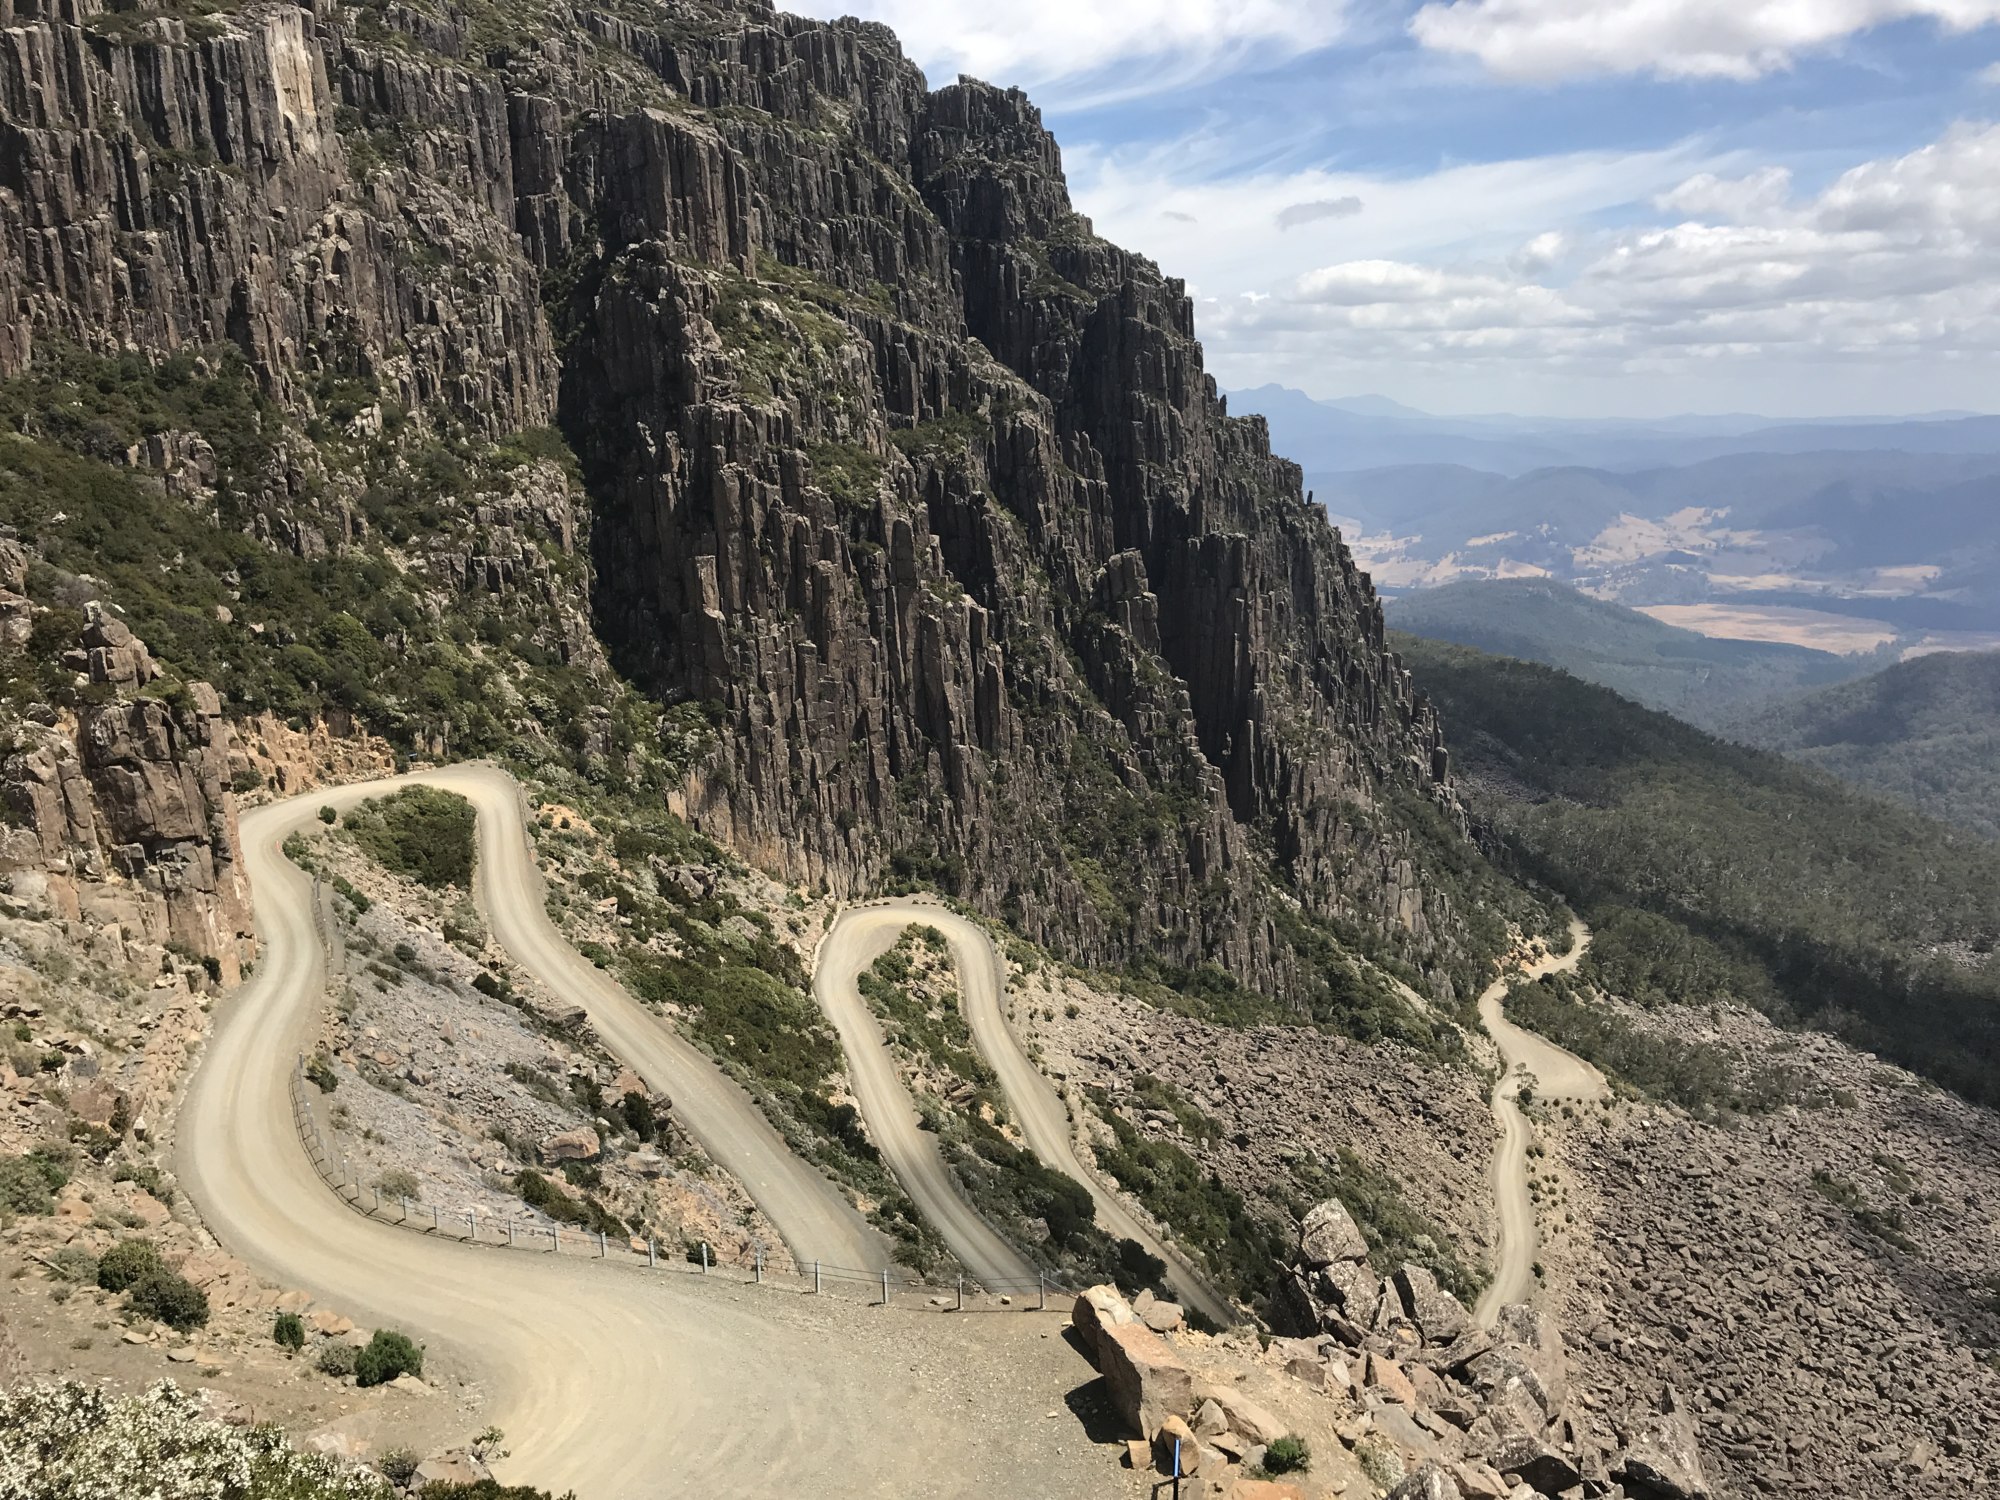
[
  {"x1": 1388, "y1": 578, "x2": 1869, "y2": 728},
  {"x1": 1729, "y1": 650, "x2": 2000, "y2": 840},
  {"x1": 1394, "y1": 634, "x2": 2000, "y2": 1103}
]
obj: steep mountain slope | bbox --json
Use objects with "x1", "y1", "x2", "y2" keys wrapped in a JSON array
[
  {"x1": 1389, "y1": 578, "x2": 1871, "y2": 728},
  {"x1": 0, "y1": 0, "x2": 1539, "y2": 1036},
  {"x1": 1392, "y1": 633, "x2": 2000, "y2": 1104},
  {"x1": 1729, "y1": 649, "x2": 2000, "y2": 840}
]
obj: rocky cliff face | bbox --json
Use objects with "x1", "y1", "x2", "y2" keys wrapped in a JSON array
[{"x1": 0, "y1": 0, "x2": 1510, "y2": 1012}]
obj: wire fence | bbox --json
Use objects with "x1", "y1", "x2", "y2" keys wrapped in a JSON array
[{"x1": 287, "y1": 1055, "x2": 1077, "y2": 1313}]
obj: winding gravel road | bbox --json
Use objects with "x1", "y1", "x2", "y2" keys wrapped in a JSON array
[
  {"x1": 816, "y1": 901, "x2": 1237, "y2": 1326},
  {"x1": 176, "y1": 773, "x2": 1106, "y2": 1498},
  {"x1": 1473, "y1": 920, "x2": 1604, "y2": 1328}
]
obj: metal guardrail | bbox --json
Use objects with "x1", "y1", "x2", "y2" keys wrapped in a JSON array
[{"x1": 286, "y1": 1055, "x2": 1074, "y2": 1312}]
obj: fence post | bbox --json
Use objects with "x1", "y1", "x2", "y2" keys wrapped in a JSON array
[
  {"x1": 508, "y1": 1218, "x2": 515, "y2": 1247},
  {"x1": 647, "y1": 1238, "x2": 656, "y2": 1268},
  {"x1": 754, "y1": 1248, "x2": 762, "y2": 1284},
  {"x1": 599, "y1": 1230, "x2": 607, "y2": 1258},
  {"x1": 373, "y1": 1187, "x2": 381, "y2": 1213},
  {"x1": 553, "y1": 1225, "x2": 560, "y2": 1254},
  {"x1": 400, "y1": 1196, "x2": 409, "y2": 1222},
  {"x1": 701, "y1": 1242, "x2": 709, "y2": 1274},
  {"x1": 814, "y1": 1260, "x2": 821, "y2": 1295},
  {"x1": 880, "y1": 1268, "x2": 889, "y2": 1307},
  {"x1": 432, "y1": 1204, "x2": 440, "y2": 1231},
  {"x1": 1038, "y1": 1272, "x2": 1046, "y2": 1312},
  {"x1": 957, "y1": 1276, "x2": 963, "y2": 1312},
  {"x1": 467, "y1": 1211, "x2": 475, "y2": 1240}
]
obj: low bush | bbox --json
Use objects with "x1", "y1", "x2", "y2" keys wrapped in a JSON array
[
  {"x1": 374, "y1": 1168, "x2": 421, "y2": 1202},
  {"x1": 379, "y1": 1447, "x2": 419, "y2": 1486},
  {"x1": 1261, "y1": 1435, "x2": 1312, "y2": 1475},
  {"x1": 274, "y1": 1311, "x2": 306, "y2": 1351},
  {"x1": 0, "y1": 1379, "x2": 393, "y2": 1499},
  {"x1": 354, "y1": 1329, "x2": 423, "y2": 1387},
  {"x1": 306, "y1": 1053, "x2": 339, "y2": 1093},
  {"x1": 0, "y1": 1149, "x2": 68, "y2": 1215},
  {"x1": 127, "y1": 1268, "x2": 209, "y2": 1331},
  {"x1": 317, "y1": 1342, "x2": 359, "y2": 1378},
  {"x1": 345, "y1": 787, "x2": 475, "y2": 887},
  {"x1": 96, "y1": 1238, "x2": 162, "y2": 1293}
]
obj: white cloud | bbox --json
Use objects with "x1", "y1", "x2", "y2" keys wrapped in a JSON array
[
  {"x1": 1179, "y1": 122, "x2": 2000, "y2": 408},
  {"x1": 1655, "y1": 166, "x2": 1794, "y2": 222},
  {"x1": 784, "y1": 0, "x2": 1350, "y2": 97},
  {"x1": 1409, "y1": 0, "x2": 2000, "y2": 82}
]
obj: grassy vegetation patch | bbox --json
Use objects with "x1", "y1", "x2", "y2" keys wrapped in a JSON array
[
  {"x1": 1087, "y1": 1086, "x2": 1289, "y2": 1308},
  {"x1": 343, "y1": 788, "x2": 475, "y2": 887},
  {"x1": 1504, "y1": 971, "x2": 1826, "y2": 1117}
]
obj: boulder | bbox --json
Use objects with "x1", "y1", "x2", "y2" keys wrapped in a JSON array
[
  {"x1": 1097, "y1": 1320, "x2": 1194, "y2": 1440},
  {"x1": 1387, "y1": 1462, "x2": 1464, "y2": 1500},
  {"x1": 1226, "y1": 1483, "x2": 1308, "y2": 1500},
  {"x1": 1613, "y1": 1387, "x2": 1712, "y2": 1500},
  {"x1": 1366, "y1": 1352, "x2": 1418, "y2": 1406},
  {"x1": 1395, "y1": 1263, "x2": 1470, "y2": 1346},
  {"x1": 540, "y1": 1128, "x2": 601, "y2": 1163},
  {"x1": 1486, "y1": 1432, "x2": 1582, "y2": 1495},
  {"x1": 1072, "y1": 1283, "x2": 1138, "y2": 1356},
  {"x1": 1194, "y1": 1383, "x2": 1287, "y2": 1445},
  {"x1": 1154, "y1": 1414, "x2": 1201, "y2": 1475},
  {"x1": 1299, "y1": 1198, "x2": 1369, "y2": 1266},
  {"x1": 1141, "y1": 1298, "x2": 1185, "y2": 1334}
]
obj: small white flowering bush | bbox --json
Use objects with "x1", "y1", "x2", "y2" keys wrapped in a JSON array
[{"x1": 0, "y1": 1380, "x2": 392, "y2": 1500}]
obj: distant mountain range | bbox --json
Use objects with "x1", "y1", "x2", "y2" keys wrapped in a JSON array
[
  {"x1": 1227, "y1": 383, "x2": 2000, "y2": 478},
  {"x1": 1226, "y1": 386, "x2": 2000, "y2": 656}
]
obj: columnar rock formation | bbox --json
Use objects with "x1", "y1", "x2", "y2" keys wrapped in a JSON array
[{"x1": 0, "y1": 0, "x2": 1490, "y2": 1005}]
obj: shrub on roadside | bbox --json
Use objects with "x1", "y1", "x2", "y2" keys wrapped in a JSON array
[
  {"x1": 354, "y1": 1329, "x2": 423, "y2": 1387},
  {"x1": 95, "y1": 1238, "x2": 162, "y2": 1293},
  {"x1": 345, "y1": 787, "x2": 475, "y2": 887},
  {"x1": 379, "y1": 1447, "x2": 419, "y2": 1485},
  {"x1": 126, "y1": 1268, "x2": 209, "y2": 1331},
  {"x1": 374, "y1": 1169, "x2": 421, "y2": 1202},
  {"x1": 274, "y1": 1311, "x2": 306, "y2": 1351},
  {"x1": 317, "y1": 1342, "x2": 359, "y2": 1378}
]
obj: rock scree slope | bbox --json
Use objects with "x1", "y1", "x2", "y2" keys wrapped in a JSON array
[{"x1": 178, "y1": 774, "x2": 1110, "y2": 1498}]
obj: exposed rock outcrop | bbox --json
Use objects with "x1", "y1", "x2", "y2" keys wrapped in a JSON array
[{"x1": 0, "y1": 0, "x2": 1496, "y2": 1012}]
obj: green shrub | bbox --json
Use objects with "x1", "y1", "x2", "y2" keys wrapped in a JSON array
[
  {"x1": 317, "y1": 1342, "x2": 358, "y2": 1378},
  {"x1": 46, "y1": 1246, "x2": 98, "y2": 1283},
  {"x1": 306, "y1": 1053, "x2": 339, "y2": 1093},
  {"x1": 345, "y1": 787, "x2": 475, "y2": 887},
  {"x1": 374, "y1": 1169, "x2": 421, "y2": 1202},
  {"x1": 1262, "y1": 1436, "x2": 1311, "y2": 1475},
  {"x1": 274, "y1": 1311, "x2": 306, "y2": 1351},
  {"x1": 0, "y1": 1149, "x2": 69, "y2": 1214},
  {"x1": 95, "y1": 1238, "x2": 162, "y2": 1293},
  {"x1": 354, "y1": 1329, "x2": 423, "y2": 1387},
  {"x1": 127, "y1": 1268, "x2": 209, "y2": 1331},
  {"x1": 318, "y1": 806, "x2": 338, "y2": 825},
  {"x1": 379, "y1": 1447, "x2": 419, "y2": 1485}
]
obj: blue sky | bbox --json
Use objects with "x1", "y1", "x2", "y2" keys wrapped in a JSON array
[{"x1": 791, "y1": 1, "x2": 2000, "y2": 418}]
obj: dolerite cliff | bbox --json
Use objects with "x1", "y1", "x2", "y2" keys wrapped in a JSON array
[{"x1": 0, "y1": 0, "x2": 1499, "y2": 1009}]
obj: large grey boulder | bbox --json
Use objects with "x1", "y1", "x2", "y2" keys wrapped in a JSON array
[
  {"x1": 1299, "y1": 1198, "x2": 1369, "y2": 1267},
  {"x1": 1614, "y1": 1386, "x2": 1713, "y2": 1500}
]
